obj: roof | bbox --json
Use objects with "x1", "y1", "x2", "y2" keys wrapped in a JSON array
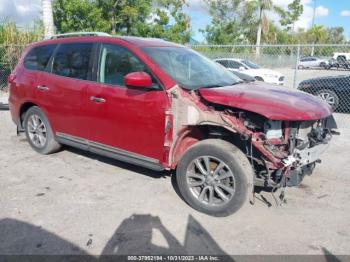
[
  {"x1": 117, "y1": 36, "x2": 183, "y2": 47},
  {"x1": 48, "y1": 32, "x2": 111, "y2": 39},
  {"x1": 31, "y1": 35, "x2": 183, "y2": 48}
]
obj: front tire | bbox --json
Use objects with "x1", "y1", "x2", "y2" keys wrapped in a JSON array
[
  {"x1": 317, "y1": 89, "x2": 340, "y2": 110},
  {"x1": 255, "y1": 76, "x2": 264, "y2": 82},
  {"x1": 24, "y1": 106, "x2": 61, "y2": 154},
  {"x1": 176, "y1": 139, "x2": 253, "y2": 217}
]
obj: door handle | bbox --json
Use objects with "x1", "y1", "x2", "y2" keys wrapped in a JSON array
[
  {"x1": 90, "y1": 96, "x2": 106, "y2": 103},
  {"x1": 37, "y1": 85, "x2": 49, "y2": 91}
]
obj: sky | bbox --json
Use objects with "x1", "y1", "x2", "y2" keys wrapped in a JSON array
[
  {"x1": 185, "y1": 0, "x2": 350, "y2": 41},
  {"x1": 0, "y1": 0, "x2": 349, "y2": 42}
]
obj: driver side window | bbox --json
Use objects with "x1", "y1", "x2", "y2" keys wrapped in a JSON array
[{"x1": 98, "y1": 44, "x2": 159, "y2": 88}]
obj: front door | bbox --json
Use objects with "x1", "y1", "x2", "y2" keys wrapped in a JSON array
[{"x1": 86, "y1": 43, "x2": 169, "y2": 162}]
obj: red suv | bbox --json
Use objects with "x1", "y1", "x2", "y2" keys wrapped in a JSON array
[{"x1": 8, "y1": 33, "x2": 337, "y2": 216}]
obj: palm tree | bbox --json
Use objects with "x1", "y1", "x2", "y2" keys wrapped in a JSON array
[
  {"x1": 308, "y1": 25, "x2": 326, "y2": 55},
  {"x1": 42, "y1": 0, "x2": 55, "y2": 38},
  {"x1": 248, "y1": 0, "x2": 284, "y2": 55}
]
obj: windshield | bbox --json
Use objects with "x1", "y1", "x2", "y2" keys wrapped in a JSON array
[
  {"x1": 142, "y1": 47, "x2": 241, "y2": 90},
  {"x1": 241, "y1": 60, "x2": 260, "y2": 69}
]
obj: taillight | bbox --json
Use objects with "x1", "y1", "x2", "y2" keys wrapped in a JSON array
[{"x1": 7, "y1": 73, "x2": 16, "y2": 84}]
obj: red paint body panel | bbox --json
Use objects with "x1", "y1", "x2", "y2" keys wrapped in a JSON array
[
  {"x1": 199, "y1": 82, "x2": 332, "y2": 121},
  {"x1": 85, "y1": 83, "x2": 169, "y2": 161},
  {"x1": 8, "y1": 62, "x2": 37, "y2": 124},
  {"x1": 35, "y1": 72, "x2": 91, "y2": 138}
]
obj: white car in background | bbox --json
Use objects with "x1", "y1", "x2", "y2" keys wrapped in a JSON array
[
  {"x1": 214, "y1": 58, "x2": 285, "y2": 85},
  {"x1": 298, "y1": 56, "x2": 329, "y2": 69}
]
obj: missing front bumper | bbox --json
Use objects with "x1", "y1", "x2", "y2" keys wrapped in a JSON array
[{"x1": 294, "y1": 143, "x2": 329, "y2": 167}]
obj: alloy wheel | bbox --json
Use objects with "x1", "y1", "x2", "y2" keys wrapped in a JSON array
[
  {"x1": 186, "y1": 156, "x2": 235, "y2": 206},
  {"x1": 318, "y1": 91, "x2": 336, "y2": 107},
  {"x1": 27, "y1": 114, "x2": 47, "y2": 148}
]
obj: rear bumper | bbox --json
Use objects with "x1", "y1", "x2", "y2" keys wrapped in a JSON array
[{"x1": 8, "y1": 95, "x2": 20, "y2": 126}]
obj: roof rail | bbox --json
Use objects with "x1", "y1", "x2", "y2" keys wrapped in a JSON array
[{"x1": 48, "y1": 32, "x2": 111, "y2": 40}]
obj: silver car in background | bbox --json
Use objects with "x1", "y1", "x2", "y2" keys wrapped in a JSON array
[{"x1": 298, "y1": 56, "x2": 329, "y2": 69}]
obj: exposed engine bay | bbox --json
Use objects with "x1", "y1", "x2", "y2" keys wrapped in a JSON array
[{"x1": 242, "y1": 114, "x2": 338, "y2": 188}]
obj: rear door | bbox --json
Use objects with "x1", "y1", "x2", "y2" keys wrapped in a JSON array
[
  {"x1": 36, "y1": 42, "x2": 95, "y2": 138},
  {"x1": 13, "y1": 45, "x2": 57, "y2": 115},
  {"x1": 85, "y1": 43, "x2": 169, "y2": 162}
]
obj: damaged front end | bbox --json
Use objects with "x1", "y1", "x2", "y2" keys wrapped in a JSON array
[
  {"x1": 167, "y1": 84, "x2": 338, "y2": 192},
  {"x1": 243, "y1": 115, "x2": 338, "y2": 188}
]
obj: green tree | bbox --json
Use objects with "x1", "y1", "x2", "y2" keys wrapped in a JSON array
[
  {"x1": 279, "y1": 0, "x2": 303, "y2": 31},
  {"x1": 96, "y1": 0, "x2": 190, "y2": 43},
  {"x1": 202, "y1": 0, "x2": 288, "y2": 47},
  {"x1": 140, "y1": 0, "x2": 191, "y2": 43},
  {"x1": 308, "y1": 25, "x2": 327, "y2": 44},
  {"x1": 201, "y1": 0, "x2": 254, "y2": 44},
  {"x1": 53, "y1": 0, "x2": 110, "y2": 33},
  {"x1": 161, "y1": 0, "x2": 191, "y2": 43},
  {"x1": 0, "y1": 21, "x2": 43, "y2": 72},
  {"x1": 325, "y1": 27, "x2": 345, "y2": 44},
  {"x1": 246, "y1": 0, "x2": 284, "y2": 54},
  {"x1": 97, "y1": 0, "x2": 151, "y2": 35},
  {"x1": 307, "y1": 25, "x2": 327, "y2": 55}
]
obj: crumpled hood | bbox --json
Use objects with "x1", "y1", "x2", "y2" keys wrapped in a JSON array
[{"x1": 199, "y1": 82, "x2": 332, "y2": 121}]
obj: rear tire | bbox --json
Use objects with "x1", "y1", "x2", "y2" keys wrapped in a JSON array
[
  {"x1": 24, "y1": 106, "x2": 61, "y2": 154},
  {"x1": 176, "y1": 139, "x2": 253, "y2": 217}
]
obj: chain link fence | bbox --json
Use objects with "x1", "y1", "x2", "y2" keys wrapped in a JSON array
[
  {"x1": 0, "y1": 45, "x2": 26, "y2": 91},
  {"x1": 190, "y1": 44, "x2": 350, "y2": 129},
  {"x1": 0, "y1": 43, "x2": 350, "y2": 128}
]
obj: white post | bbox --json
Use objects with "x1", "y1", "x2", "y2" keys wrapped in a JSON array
[
  {"x1": 293, "y1": 45, "x2": 301, "y2": 89},
  {"x1": 42, "y1": 0, "x2": 55, "y2": 38},
  {"x1": 255, "y1": 5, "x2": 262, "y2": 57}
]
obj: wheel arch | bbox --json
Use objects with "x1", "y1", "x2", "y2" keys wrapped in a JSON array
[
  {"x1": 254, "y1": 76, "x2": 264, "y2": 82},
  {"x1": 19, "y1": 101, "x2": 39, "y2": 128},
  {"x1": 170, "y1": 125, "x2": 248, "y2": 169}
]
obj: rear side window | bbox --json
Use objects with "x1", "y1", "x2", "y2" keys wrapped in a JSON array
[
  {"x1": 52, "y1": 43, "x2": 93, "y2": 80},
  {"x1": 24, "y1": 45, "x2": 56, "y2": 71}
]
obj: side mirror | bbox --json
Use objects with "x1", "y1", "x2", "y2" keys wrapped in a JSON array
[
  {"x1": 238, "y1": 66, "x2": 245, "y2": 71},
  {"x1": 124, "y1": 72, "x2": 153, "y2": 89}
]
